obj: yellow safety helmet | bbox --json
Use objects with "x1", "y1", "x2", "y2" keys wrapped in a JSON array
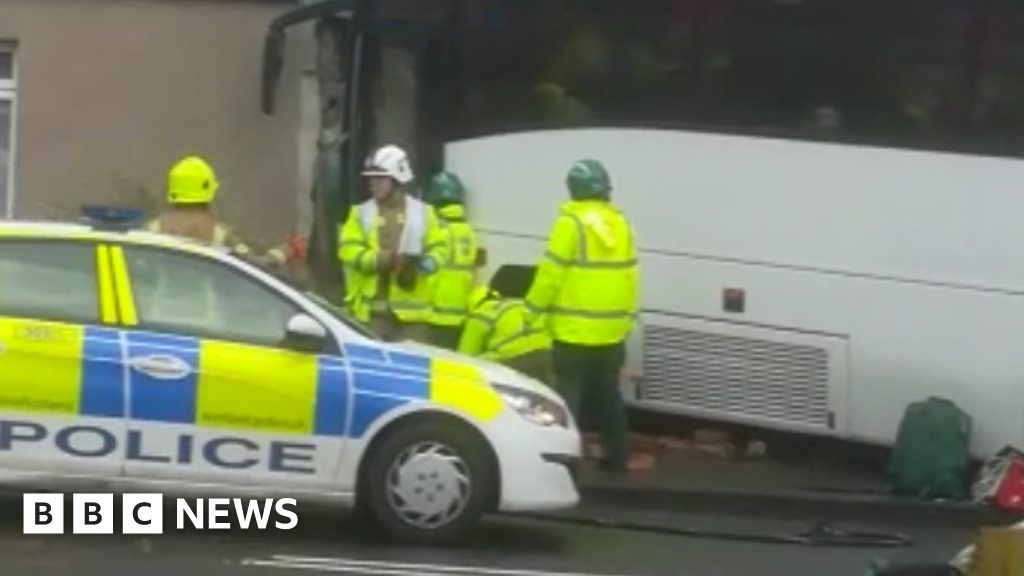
[
  {"x1": 468, "y1": 285, "x2": 499, "y2": 311},
  {"x1": 167, "y1": 156, "x2": 219, "y2": 205}
]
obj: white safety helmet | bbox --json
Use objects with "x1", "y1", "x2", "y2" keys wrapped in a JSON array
[{"x1": 362, "y1": 144, "x2": 414, "y2": 185}]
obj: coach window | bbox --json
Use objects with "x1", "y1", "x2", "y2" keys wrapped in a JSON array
[
  {"x1": 447, "y1": 0, "x2": 1024, "y2": 157},
  {"x1": 0, "y1": 241, "x2": 100, "y2": 324},
  {"x1": 121, "y1": 247, "x2": 305, "y2": 348}
]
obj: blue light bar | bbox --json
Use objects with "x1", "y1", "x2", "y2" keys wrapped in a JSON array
[{"x1": 80, "y1": 205, "x2": 145, "y2": 231}]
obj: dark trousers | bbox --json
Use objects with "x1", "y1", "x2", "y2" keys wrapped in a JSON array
[
  {"x1": 428, "y1": 324, "x2": 463, "y2": 351},
  {"x1": 552, "y1": 340, "x2": 628, "y2": 470},
  {"x1": 505, "y1": 349, "x2": 554, "y2": 387}
]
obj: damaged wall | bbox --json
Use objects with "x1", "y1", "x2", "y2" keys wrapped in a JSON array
[{"x1": 0, "y1": 0, "x2": 313, "y2": 244}]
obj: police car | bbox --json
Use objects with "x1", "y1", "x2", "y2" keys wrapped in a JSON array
[{"x1": 0, "y1": 210, "x2": 580, "y2": 542}]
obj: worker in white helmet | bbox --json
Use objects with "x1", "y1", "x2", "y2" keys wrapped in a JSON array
[{"x1": 337, "y1": 145, "x2": 447, "y2": 342}]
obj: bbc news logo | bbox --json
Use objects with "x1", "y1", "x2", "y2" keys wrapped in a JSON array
[{"x1": 23, "y1": 494, "x2": 299, "y2": 534}]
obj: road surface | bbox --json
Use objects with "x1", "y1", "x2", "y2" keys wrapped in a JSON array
[{"x1": 0, "y1": 494, "x2": 972, "y2": 576}]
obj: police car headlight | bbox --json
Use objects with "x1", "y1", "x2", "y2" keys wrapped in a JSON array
[{"x1": 493, "y1": 384, "x2": 568, "y2": 427}]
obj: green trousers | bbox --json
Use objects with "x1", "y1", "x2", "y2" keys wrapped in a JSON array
[
  {"x1": 505, "y1": 349, "x2": 554, "y2": 387},
  {"x1": 427, "y1": 324, "x2": 463, "y2": 351},
  {"x1": 552, "y1": 340, "x2": 628, "y2": 471}
]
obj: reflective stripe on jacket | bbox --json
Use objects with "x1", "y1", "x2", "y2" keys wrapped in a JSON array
[
  {"x1": 525, "y1": 199, "x2": 638, "y2": 345},
  {"x1": 459, "y1": 297, "x2": 551, "y2": 361}
]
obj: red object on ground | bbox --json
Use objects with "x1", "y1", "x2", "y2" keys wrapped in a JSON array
[
  {"x1": 628, "y1": 452, "x2": 656, "y2": 472},
  {"x1": 994, "y1": 459, "x2": 1024, "y2": 511}
]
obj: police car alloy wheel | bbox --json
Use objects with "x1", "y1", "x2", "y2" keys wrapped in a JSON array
[
  {"x1": 386, "y1": 441, "x2": 471, "y2": 529},
  {"x1": 362, "y1": 420, "x2": 494, "y2": 543}
]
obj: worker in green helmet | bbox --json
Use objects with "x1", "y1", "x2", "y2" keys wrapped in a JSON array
[
  {"x1": 425, "y1": 171, "x2": 481, "y2": 350},
  {"x1": 525, "y1": 158, "x2": 641, "y2": 473}
]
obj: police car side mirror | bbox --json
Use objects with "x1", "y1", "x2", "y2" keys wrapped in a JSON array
[{"x1": 282, "y1": 313, "x2": 329, "y2": 354}]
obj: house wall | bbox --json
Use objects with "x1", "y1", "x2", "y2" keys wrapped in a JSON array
[{"x1": 0, "y1": 0, "x2": 313, "y2": 245}]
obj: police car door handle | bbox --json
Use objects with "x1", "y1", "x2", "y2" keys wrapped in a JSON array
[{"x1": 129, "y1": 354, "x2": 192, "y2": 381}]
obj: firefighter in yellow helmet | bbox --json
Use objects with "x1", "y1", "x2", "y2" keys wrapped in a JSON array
[
  {"x1": 525, "y1": 159, "x2": 639, "y2": 473},
  {"x1": 146, "y1": 156, "x2": 296, "y2": 266},
  {"x1": 148, "y1": 157, "x2": 248, "y2": 254},
  {"x1": 459, "y1": 285, "x2": 553, "y2": 385},
  {"x1": 338, "y1": 145, "x2": 447, "y2": 342},
  {"x1": 425, "y1": 171, "x2": 480, "y2": 350},
  {"x1": 141, "y1": 155, "x2": 299, "y2": 328}
]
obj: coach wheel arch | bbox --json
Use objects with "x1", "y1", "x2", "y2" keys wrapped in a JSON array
[{"x1": 355, "y1": 411, "x2": 502, "y2": 516}]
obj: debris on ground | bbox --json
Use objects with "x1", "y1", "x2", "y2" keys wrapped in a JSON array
[
  {"x1": 691, "y1": 429, "x2": 737, "y2": 458},
  {"x1": 628, "y1": 452, "x2": 656, "y2": 472},
  {"x1": 586, "y1": 430, "x2": 774, "y2": 461},
  {"x1": 579, "y1": 428, "x2": 777, "y2": 475},
  {"x1": 746, "y1": 440, "x2": 769, "y2": 458},
  {"x1": 972, "y1": 445, "x2": 1024, "y2": 512},
  {"x1": 580, "y1": 433, "x2": 656, "y2": 472},
  {"x1": 627, "y1": 433, "x2": 666, "y2": 453},
  {"x1": 656, "y1": 435, "x2": 691, "y2": 452}
]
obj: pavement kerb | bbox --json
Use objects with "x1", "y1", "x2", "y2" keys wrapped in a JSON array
[{"x1": 577, "y1": 482, "x2": 1024, "y2": 526}]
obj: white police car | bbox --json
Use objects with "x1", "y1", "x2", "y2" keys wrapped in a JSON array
[{"x1": 0, "y1": 213, "x2": 580, "y2": 542}]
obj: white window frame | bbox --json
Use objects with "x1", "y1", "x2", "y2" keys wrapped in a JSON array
[{"x1": 0, "y1": 41, "x2": 17, "y2": 219}]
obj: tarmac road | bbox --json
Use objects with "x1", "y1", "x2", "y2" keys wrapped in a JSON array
[{"x1": 0, "y1": 493, "x2": 975, "y2": 576}]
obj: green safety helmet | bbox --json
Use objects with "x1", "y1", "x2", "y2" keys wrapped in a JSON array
[
  {"x1": 426, "y1": 171, "x2": 466, "y2": 206},
  {"x1": 566, "y1": 159, "x2": 611, "y2": 200}
]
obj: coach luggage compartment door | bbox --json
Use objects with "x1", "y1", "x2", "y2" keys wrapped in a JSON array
[{"x1": 629, "y1": 312, "x2": 850, "y2": 438}]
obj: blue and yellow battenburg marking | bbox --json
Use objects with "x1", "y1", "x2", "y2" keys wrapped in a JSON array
[
  {"x1": 0, "y1": 317, "x2": 502, "y2": 438},
  {"x1": 346, "y1": 344, "x2": 502, "y2": 437}
]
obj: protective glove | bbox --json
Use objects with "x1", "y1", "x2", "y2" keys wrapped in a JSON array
[
  {"x1": 419, "y1": 256, "x2": 438, "y2": 274},
  {"x1": 395, "y1": 254, "x2": 420, "y2": 290},
  {"x1": 377, "y1": 249, "x2": 398, "y2": 271}
]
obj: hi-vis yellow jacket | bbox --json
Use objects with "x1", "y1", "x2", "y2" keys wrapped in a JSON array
[
  {"x1": 525, "y1": 200, "x2": 638, "y2": 345},
  {"x1": 338, "y1": 196, "x2": 447, "y2": 323},
  {"x1": 429, "y1": 204, "x2": 479, "y2": 327},
  {"x1": 459, "y1": 297, "x2": 551, "y2": 362}
]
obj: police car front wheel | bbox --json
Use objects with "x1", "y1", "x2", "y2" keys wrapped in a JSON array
[{"x1": 362, "y1": 420, "x2": 494, "y2": 543}]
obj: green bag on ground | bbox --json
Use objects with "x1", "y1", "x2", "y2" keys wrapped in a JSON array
[{"x1": 888, "y1": 397, "x2": 972, "y2": 499}]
